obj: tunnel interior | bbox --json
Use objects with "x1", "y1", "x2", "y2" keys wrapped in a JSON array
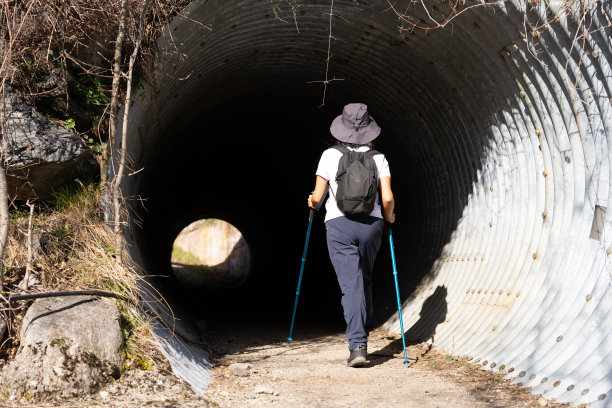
[
  {"x1": 130, "y1": 0, "x2": 494, "y2": 327},
  {"x1": 114, "y1": 0, "x2": 612, "y2": 405},
  {"x1": 138, "y1": 96, "x2": 427, "y2": 327}
]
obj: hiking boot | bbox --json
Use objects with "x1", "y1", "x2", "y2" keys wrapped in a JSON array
[{"x1": 347, "y1": 345, "x2": 367, "y2": 367}]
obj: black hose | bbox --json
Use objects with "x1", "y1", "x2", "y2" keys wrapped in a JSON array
[{"x1": 2, "y1": 290, "x2": 129, "y2": 303}]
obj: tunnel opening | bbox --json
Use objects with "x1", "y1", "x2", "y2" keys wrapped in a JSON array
[
  {"x1": 112, "y1": 0, "x2": 612, "y2": 404},
  {"x1": 171, "y1": 218, "x2": 251, "y2": 289},
  {"x1": 125, "y1": 0, "x2": 530, "y2": 336}
]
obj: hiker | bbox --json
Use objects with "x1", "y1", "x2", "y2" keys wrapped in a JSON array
[{"x1": 308, "y1": 103, "x2": 395, "y2": 367}]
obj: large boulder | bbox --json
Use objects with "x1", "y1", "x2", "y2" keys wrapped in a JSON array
[
  {"x1": 0, "y1": 295, "x2": 124, "y2": 400},
  {"x1": 0, "y1": 84, "x2": 98, "y2": 200}
]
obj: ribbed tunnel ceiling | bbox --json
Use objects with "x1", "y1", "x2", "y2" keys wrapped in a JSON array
[{"x1": 112, "y1": 0, "x2": 612, "y2": 406}]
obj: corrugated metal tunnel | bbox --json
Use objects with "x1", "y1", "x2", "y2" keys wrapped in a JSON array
[{"x1": 112, "y1": 0, "x2": 612, "y2": 405}]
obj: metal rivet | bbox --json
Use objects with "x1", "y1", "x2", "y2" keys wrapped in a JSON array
[
  {"x1": 556, "y1": 336, "x2": 563, "y2": 342},
  {"x1": 513, "y1": 44, "x2": 519, "y2": 50},
  {"x1": 582, "y1": 389, "x2": 590, "y2": 395},
  {"x1": 598, "y1": 394, "x2": 606, "y2": 401},
  {"x1": 567, "y1": 385, "x2": 574, "y2": 391},
  {"x1": 553, "y1": 381, "x2": 561, "y2": 387},
  {"x1": 520, "y1": 90, "x2": 526, "y2": 98},
  {"x1": 586, "y1": 294, "x2": 593, "y2": 302},
  {"x1": 541, "y1": 377, "x2": 548, "y2": 384},
  {"x1": 529, "y1": 375, "x2": 536, "y2": 381},
  {"x1": 518, "y1": 371, "x2": 526, "y2": 377},
  {"x1": 593, "y1": 50, "x2": 600, "y2": 58},
  {"x1": 490, "y1": 362, "x2": 496, "y2": 368}
]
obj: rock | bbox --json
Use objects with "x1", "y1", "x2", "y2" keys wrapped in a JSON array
[
  {"x1": 17, "y1": 271, "x2": 41, "y2": 290},
  {"x1": 0, "y1": 84, "x2": 98, "y2": 200},
  {"x1": 254, "y1": 385, "x2": 276, "y2": 395},
  {"x1": 0, "y1": 295, "x2": 123, "y2": 400},
  {"x1": 34, "y1": 69, "x2": 95, "y2": 131},
  {"x1": 229, "y1": 363, "x2": 251, "y2": 377}
]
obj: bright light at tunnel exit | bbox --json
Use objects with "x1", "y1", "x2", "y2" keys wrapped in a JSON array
[{"x1": 171, "y1": 219, "x2": 251, "y2": 289}]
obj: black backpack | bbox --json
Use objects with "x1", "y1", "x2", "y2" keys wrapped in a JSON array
[{"x1": 332, "y1": 145, "x2": 380, "y2": 217}]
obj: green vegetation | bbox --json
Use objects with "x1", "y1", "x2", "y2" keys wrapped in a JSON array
[
  {"x1": 64, "y1": 118, "x2": 76, "y2": 133},
  {"x1": 50, "y1": 179, "x2": 97, "y2": 211},
  {"x1": 171, "y1": 245, "x2": 203, "y2": 265}
]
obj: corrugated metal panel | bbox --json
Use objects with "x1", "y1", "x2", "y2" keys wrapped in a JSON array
[{"x1": 111, "y1": 0, "x2": 612, "y2": 405}]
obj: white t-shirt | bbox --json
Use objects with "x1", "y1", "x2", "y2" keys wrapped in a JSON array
[{"x1": 316, "y1": 146, "x2": 391, "y2": 223}]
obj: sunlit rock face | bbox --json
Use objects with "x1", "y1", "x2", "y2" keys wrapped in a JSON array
[{"x1": 171, "y1": 219, "x2": 251, "y2": 289}]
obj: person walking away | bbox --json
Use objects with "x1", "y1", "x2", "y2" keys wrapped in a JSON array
[{"x1": 308, "y1": 103, "x2": 395, "y2": 367}]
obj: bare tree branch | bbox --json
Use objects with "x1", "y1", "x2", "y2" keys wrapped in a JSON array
[
  {"x1": 102, "y1": 0, "x2": 129, "y2": 187},
  {"x1": 113, "y1": 0, "x2": 150, "y2": 261}
]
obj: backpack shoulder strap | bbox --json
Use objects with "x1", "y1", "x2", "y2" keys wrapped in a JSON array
[
  {"x1": 332, "y1": 145, "x2": 350, "y2": 154},
  {"x1": 366, "y1": 149, "x2": 381, "y2": 158}
]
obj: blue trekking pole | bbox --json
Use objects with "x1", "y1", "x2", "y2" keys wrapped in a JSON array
[
  {"x1": 288, "y1": 187, "x2": 328, "y2": 343},
  {"x1": 388, "y1": 226, "x2": 410, "y2": 367}
]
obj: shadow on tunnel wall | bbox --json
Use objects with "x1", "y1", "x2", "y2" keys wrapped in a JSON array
[{"x1": 370, "y1": 286, "x2": 447, "y2": 364}]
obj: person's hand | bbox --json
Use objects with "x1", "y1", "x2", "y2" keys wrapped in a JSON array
[
  {"x1": 386, "y1": 212, "x2": 396, "y2": 224},
  {"x1": 307, "y1": 194, "x2": 315, "y2": 209}
]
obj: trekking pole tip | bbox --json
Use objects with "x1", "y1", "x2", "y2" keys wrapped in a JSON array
[{"x1": 287, "y1": 337, "x2": 293, "y2": 343}]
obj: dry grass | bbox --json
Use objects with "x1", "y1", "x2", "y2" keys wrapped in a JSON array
[{"x1": 0, "y1": 180, "x2": 158, "y2": 366}]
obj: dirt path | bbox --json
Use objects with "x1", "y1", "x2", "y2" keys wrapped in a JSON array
[{"x1": 206, "y1": 325, "x2": 574, "y2": 408}]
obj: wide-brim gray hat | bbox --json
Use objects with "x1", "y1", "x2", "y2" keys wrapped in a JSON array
[{"x1": 330, "y1": 103, "x2": 381, "y2": 144}]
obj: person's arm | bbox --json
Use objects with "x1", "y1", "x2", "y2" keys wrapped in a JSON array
[
  {"x1": 380, "y1": 176, "x2": 395, "y2": 223},
  {"x1": 308, "y1": 176, "x2": 328, "y2": 209}
]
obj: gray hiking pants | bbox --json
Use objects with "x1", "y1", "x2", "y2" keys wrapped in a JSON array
[{"x1": 325, "y1": 216, "x2": 384, "y2": 350}]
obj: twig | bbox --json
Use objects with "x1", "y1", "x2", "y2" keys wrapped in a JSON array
[
  {"x1": 312, "y1": 0, "x2": 339, "y2": 107},
  {"x1": 23, "y1": 199, "x2": 35, "y2": 291}
]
